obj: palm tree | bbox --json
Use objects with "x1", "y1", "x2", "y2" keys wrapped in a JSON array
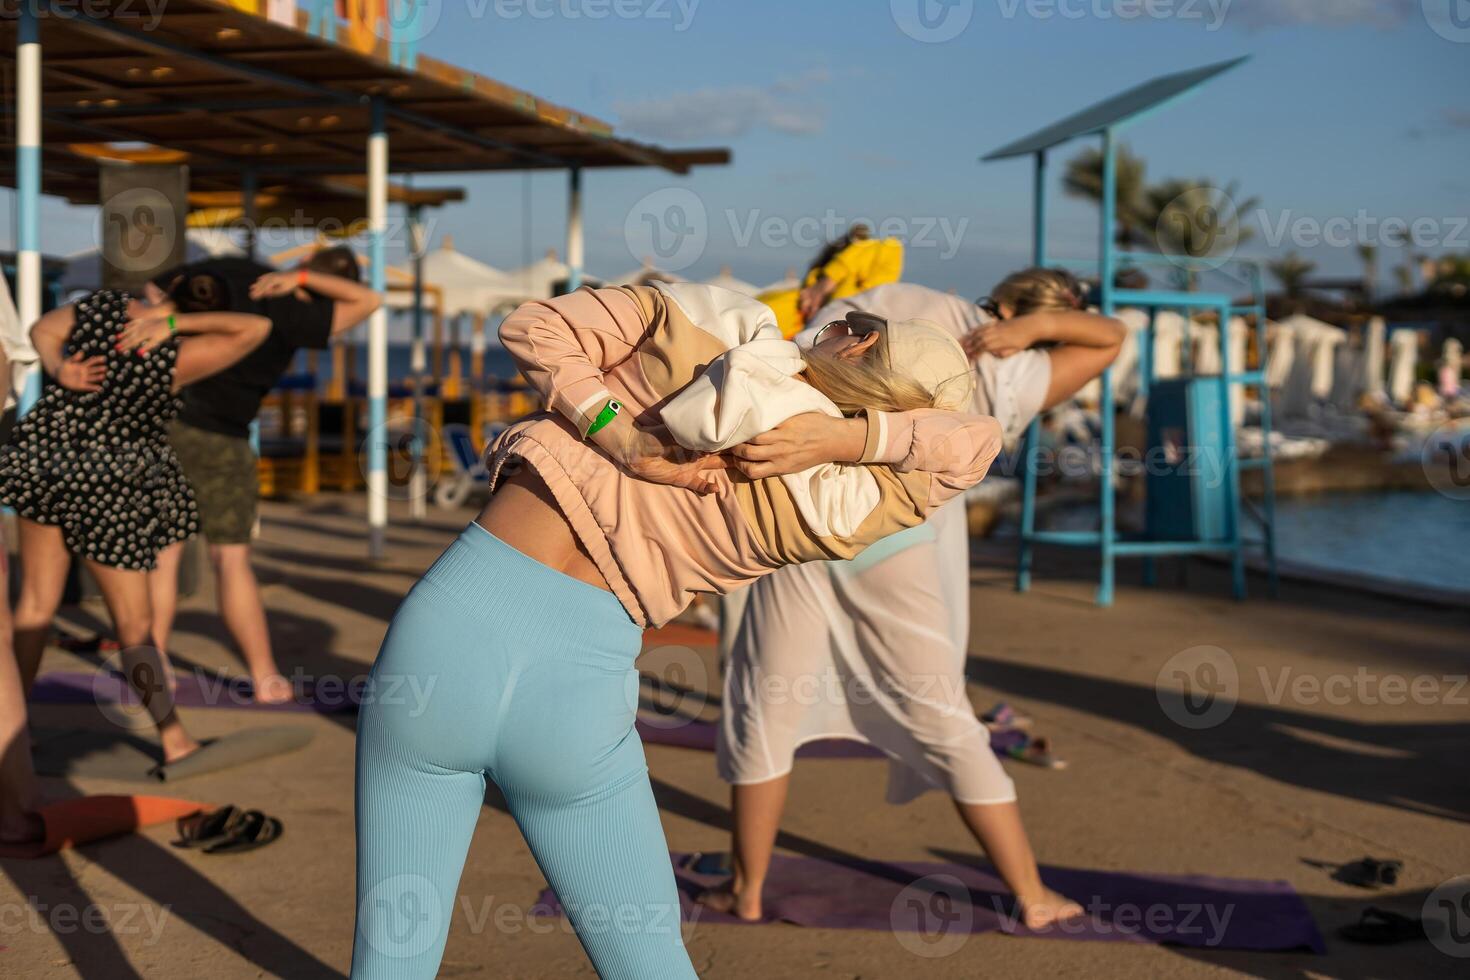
[
  {"x1": 1063, "y1": 143, "x2": 1150, "y2": 245},
  {"x1": 1268, "y1": 252, "x2": 1316, "y2": 303},
  {"x1": 1356, "y1": 243, "x2": 1377, "y2": 302},
  {"x1": 1144, "y1": 179, "x2": 1258, "y2": 259},
  {"x1": 1392, "y1": 263, "x2": 1414, "y2": 297}
]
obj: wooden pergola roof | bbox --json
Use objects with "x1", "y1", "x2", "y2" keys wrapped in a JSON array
[{"x1": 0, "y1": 0, "x2": 730, "y2": 185}]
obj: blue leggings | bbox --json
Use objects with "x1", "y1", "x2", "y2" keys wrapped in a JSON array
[{"x1": 351, "y1": 524, "x2": 695, "y2": 979}]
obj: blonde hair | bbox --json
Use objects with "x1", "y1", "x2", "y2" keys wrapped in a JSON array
[
  {"x1": 989, "y1": 266, "x2": 1084, "y2": 317},
  {"x1": 801, "y1": 330, "x2": 937, "y2": 415}
]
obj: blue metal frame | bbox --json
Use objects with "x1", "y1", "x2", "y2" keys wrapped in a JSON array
[{"x1": 996, "y1": 61, "x2": 1277, "y2": 605}]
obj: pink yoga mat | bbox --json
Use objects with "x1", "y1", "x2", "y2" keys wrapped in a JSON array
[{"x1": 536, "y1": 853, "x2": 1325, "y2": 953}]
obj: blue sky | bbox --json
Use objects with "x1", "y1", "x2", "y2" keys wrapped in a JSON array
[{"x1": 6, "y1": 0, "x2": 1469, "y2": 299}]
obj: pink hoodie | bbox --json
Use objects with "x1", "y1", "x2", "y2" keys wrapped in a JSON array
[{"x1": 489, "y1": 282, "x2": 1002, "y2": 628}]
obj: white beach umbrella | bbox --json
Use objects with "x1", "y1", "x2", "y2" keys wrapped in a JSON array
[
  {"x1": 508, "y1": 248, "x2": 571, "y2": 299},
  {"x1": 58, "y1": 228, "x2": 247, "y2": 297},
  {"x1": 757, "y1": 268, "x2": 800, "y2": 294},
  {"x1": 387, "y1": 237, "x2": 526, "y2": 317},
  {"x1": 702, "y1": 266, "x2": 760, "y2": 296}
]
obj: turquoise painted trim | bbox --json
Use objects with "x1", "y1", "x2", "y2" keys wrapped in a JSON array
[{"x1": 16, "y1": 145, "x2": 39, "y2": 252}]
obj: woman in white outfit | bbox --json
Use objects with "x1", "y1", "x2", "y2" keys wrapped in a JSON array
[{"x1": 703, "y1": 269, "x2": 1125, "y2": 927}]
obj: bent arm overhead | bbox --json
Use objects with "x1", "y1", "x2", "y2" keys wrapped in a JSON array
[
  {"x1": 169, "y1": 312, "x2": 272, "y2": 390},
  {"x1": 309, "y1": 272, "x2": 381, "y2": 336},
  {"x1": 860, "y1": 409, "x2": 1005, "y2": 507},
  {"x1": 499, "y1": 287, "x2": 653, "y2": 434},
  {"x1": 1033, "y1": 311, "x2": 1125, "y2": 410}
]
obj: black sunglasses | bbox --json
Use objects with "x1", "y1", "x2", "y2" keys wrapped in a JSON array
[{"x1": 811, "y1": 311, "x2": 888, "y2": 347}]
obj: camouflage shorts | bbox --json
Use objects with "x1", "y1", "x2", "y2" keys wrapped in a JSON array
[{"x1": 168, "y1": 420, "x2": 258, "y2": 544}]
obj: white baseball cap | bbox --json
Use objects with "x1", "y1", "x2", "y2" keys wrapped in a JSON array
[{"x1": 824, "y1": 311, "x2": 974, "y2": 411}]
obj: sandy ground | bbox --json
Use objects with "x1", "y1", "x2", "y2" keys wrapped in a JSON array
[{"x1": 3, "y1": 494, "x2": 1466, "y2": 979}]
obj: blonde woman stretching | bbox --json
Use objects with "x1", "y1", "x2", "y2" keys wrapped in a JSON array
[
  {"x1": 705, "y1": 270, "x2": 1124, "y2": 928},
  {"x1": 352, "y1": 282, "x2": 1003, "y2": 979}
]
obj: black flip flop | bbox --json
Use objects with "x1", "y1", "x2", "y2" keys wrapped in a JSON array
[
  {"x1": 171, "y1": 806, "x2": 245, "y2": 849},
  {"x1": 1337, "y1": 857, "x2": 1403, "y2": 888},
  {"x1": 202, "y1": 810, "x2": 283, "y2": 855},
  {"x1": 1339, "y1": 907, "x2": 1426, "y2": 945}
]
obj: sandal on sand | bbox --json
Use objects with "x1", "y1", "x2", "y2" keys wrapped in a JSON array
[
  {"x1": 1334, "y1": 857, "x2": 1403, "y2": 889},
  {"x1": 981, "y1": 701, "x2": 1033, "y2": 732},
  {"x1": 172, "y1": 806, "x2": 245, "y2": 849},
  {"x1": 1005, "y1": 734, "x2": 1068, "y2": 770},
  {"x1": 1339, "y1": 907, "x2": 1426, "y2": 945},
  {"x1": 203, "y1": 810, "x2": 283, "y2": 855}
]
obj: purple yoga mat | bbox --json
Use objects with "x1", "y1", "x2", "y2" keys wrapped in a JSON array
[
  {"x1": 636, "y1": 716, "x2": 1028, "y2": 758},
  {"x1": 536, "y1": 853, "x2": 1325, "y2": 953},
  {"x1": 29, "y1": 671, "x2": 361, "y2": 714},
  {"x1": 32, "y1": 673, "x2": 1029, "y2": 757}
]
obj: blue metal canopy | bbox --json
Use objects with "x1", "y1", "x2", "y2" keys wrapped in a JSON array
[{"x1": 980, "y1": 56, "x2": 1248, "y2": 161}]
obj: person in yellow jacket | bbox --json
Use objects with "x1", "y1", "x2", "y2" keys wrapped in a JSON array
[{"x1": 759, "y1": 225, "x2": 904, "y2": 338}]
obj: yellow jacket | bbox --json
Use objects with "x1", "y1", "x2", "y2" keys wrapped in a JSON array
[{"x1": 760, "y1": 238, "x2": 905, "y2": 338}]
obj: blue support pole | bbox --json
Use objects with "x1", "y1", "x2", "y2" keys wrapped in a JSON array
[
  {"x1": 1096, "y1": 128, "x2": 1118, "y2": 606},
  {"x1": 366, "y1": 97, "x2": 389, "y2": 557},
  {"x1": 1016, "y1": 148, "x2": 1049, "y2": 593},
  {"x1": 15, "y1": 4, "x2": 42, "y2": 415},
  {"x1": 1218, "y1": 300, "x2": 1246, "y2": 599},
  {"x1": 1251, "y1": 263, "x2": 1278, "y2": 596},
  {"x1": 1140, "y1": 306, "x2": 1157, "y2": 587},
  {"x1": 1032, "y1": 149, "x2": 1048, "y2": 267}
]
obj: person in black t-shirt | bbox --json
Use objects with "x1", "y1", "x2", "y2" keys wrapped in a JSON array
[{"x1": 147, "y1": 246, "x2": 380, "y2": 704}]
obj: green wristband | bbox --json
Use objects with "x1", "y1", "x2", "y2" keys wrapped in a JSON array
[
  {"x1": 166, "y1": 315, "x2": 178, "y2": 336},
  {"x1": 584, "y1": 398, "x2": 622, "y2": 439}
]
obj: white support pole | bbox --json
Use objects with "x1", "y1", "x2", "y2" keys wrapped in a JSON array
[
  {"x1": 16, "y1": 5, "x2": 43, "y2": 414},
  {"x1": 408, "y1": 206, "x2": 427, "y2": 521},
  {"x1": 566, "y1": 167, "x2": 583, "y2": 291},
  {"x1": 367, "y1": 98, "x2": 390, "y2": 557}
]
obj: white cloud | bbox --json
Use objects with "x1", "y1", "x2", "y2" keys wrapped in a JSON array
[
  {"x1": 1223, "y1": 0, "x2": 1416, "y2": 31},
  {"x1": 615, "y1": 71, "x2": 830, "y2": 142}
]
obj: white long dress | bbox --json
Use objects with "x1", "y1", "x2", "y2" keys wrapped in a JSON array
[{"x1": 717, "y1": 284, "x2": 1050, "y2": 804}]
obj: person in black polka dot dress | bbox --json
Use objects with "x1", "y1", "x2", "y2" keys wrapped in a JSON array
[
  {"x1": 0, "y1": 289, "x2": 199, "y2": 569},
  {"x1": 3, "y1": 277, "x2": 270, "y2": 765}
]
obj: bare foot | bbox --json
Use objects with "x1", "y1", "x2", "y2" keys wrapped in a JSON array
[
  {"x1": 1017, "y1": 887, "x2": 1085, "y2": 931},
  {"x1": 695, "y1": 880, "x2": 763, "y2": 921},
  {"x1": 160, "y1": 729, "x2": 203, "y2": 766},
  {"x1": 252, "y1": 674, "x2": 294, "y2": 706}
]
